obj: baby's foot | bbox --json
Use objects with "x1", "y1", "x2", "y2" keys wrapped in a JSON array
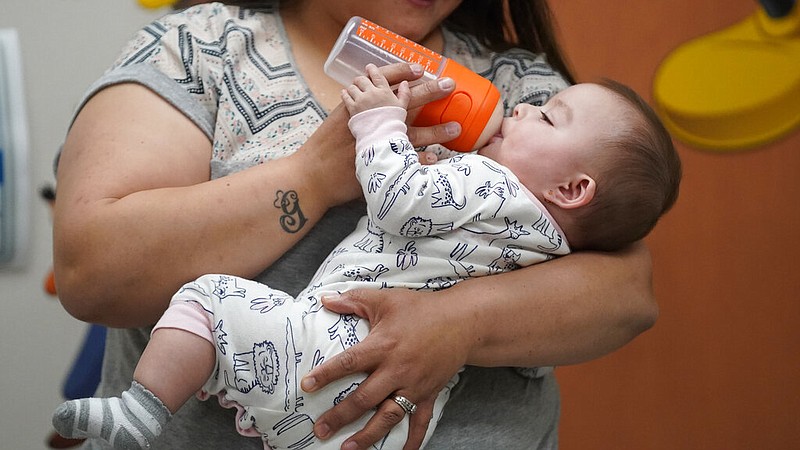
[{"x1": 52, "y1": 381, "x2": 171, "y2": 449}]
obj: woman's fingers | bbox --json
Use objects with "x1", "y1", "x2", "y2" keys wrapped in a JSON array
[
  {"x1": 404, "y1": 76, "x2": 461, "y2": 147},
  {"x1": 407, "y1": 121, "x2": 461, "y2": 148},
  {"x1": 314, "y1": 374, "x2": 402, "y2": 442},
  {"x1": 372, "y1": 63, "x2": 462, "y2": 147},
  {"x1": 376, "y1": 63, "x2": 454, "y2": 109},
  {"x1": 407, "y1": 76, "x2": 455, "y2": 110},
  {"x1": 300, "y1": 289, "x2": 466, "y2": 449},
  {"x1": 378, "y1": 63, "x2": 425, "y2": 86},
  {"x1": 299, "y1": 292, "x2": 386, "y2": 394},
  {"x1": 338, "y1": 396, "x2": 434, "y2": 450},
  {"x1": 403, "y1": 398, "x2": 435, "y2": 450},
  {"x1": 306, "y1": 344, "x2": 401, "y2": 442},
  {"x1": 301, "y1": 343, "x2": 378, "y2": 394}
]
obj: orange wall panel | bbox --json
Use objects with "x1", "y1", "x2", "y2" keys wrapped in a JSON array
[{"x1": 549, "y1": 1, "x2": 800, "y2": 449}]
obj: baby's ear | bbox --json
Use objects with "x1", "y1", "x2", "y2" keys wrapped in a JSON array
[{"x1": 544, "y1": 175, "x2": 595, "y2": 209}]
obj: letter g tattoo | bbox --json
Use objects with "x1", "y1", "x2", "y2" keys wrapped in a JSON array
[{"x1": 274, "y1": 190, "x2": 307, "y2": 233}]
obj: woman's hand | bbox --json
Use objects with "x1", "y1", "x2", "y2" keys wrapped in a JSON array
[
  {"x1": 303, "y1": 62, "x2": 458, "y2": 208},
  {"x1": 378, "y1": 63, "x2": 462, "y2": 148},
  {"x1": 293, "y1": 102, "x2": 362, "y2": 207},
  {"x1": 301, "y1": 289, "x2": 470, "y2": 450}
]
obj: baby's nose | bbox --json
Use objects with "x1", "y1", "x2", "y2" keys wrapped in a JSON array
[{"x1": 513, "y1": 103, "x2": 533, "y2": 118}]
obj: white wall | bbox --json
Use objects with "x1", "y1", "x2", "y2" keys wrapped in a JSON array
[{"x1": 0, "y1": 2, "x2": 159, "y2": 448}]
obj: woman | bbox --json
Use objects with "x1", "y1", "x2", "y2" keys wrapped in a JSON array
[{"x1": 53, "y1": 1, "x2": 656, "y2": 448}]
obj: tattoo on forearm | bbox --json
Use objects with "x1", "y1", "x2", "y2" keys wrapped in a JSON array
[{"x1": 274, "y1": 190, "x2": 307, "y2": 233}]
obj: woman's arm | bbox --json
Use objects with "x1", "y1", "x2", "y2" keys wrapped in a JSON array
[
  {"x1": 455, "y1": 240, "x2": 657, "y2": 366},
  {"x1": 53, "y1": 84, "x2": 356, "y2": 327},
  {"x1": 302, "y1": 240, "x2": 656, "y2": 449}
]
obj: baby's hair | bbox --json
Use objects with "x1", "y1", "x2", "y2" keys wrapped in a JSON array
[{"x1": 569, "y1": 79, "x2": 681, "y2": 252}]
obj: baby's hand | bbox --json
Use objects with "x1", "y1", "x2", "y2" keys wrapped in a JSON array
[{"x1": 341, "y1": 64, "x2": 411, "y2": 116}]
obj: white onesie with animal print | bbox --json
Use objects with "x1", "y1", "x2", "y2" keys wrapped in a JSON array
[{"x1": 155, "y1": 105, "x2": 570, "y2": 450}]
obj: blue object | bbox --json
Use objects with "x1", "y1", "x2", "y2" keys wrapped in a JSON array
[
  {"x1": 62, "y1": 324, "x2": 107, "y2": 399},
  {"x1": 760, "y1": 0, "x2": 796, "y2": 17}
]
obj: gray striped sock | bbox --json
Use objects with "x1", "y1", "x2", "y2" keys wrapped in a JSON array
[{"x1": 52, "y1": 381, "x2": 171, "y2": 449}]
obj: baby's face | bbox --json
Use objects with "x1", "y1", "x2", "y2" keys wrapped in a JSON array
[{"x1": 478, "y1": 83, "x2": 628, "y2": 197}]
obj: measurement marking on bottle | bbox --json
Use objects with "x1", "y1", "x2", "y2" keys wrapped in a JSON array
[{"x1": 355, "y1": 19, "x2": 443, "y2": 73}]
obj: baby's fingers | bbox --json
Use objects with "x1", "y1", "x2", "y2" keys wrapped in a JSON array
[
  {"x1": 366, "y1": 63, "x2": 391, "y2": 89},
  {"x1": 396, "y1": 80, "x2": 411, "y2": 109}
]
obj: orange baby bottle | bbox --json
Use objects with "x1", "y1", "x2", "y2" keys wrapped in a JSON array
[{"x1": 325, "y1": 16, "x2": 503, "y2": 152}]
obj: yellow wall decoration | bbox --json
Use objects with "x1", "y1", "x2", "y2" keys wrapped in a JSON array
[
  {"x1": 653, "y1": 1, "x2": 799, "y2": 151},
  {"x1": 137, "y1": 0, "x2": 178, "y2": 9}
]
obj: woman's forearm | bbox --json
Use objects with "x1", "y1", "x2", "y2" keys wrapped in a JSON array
[
  {"x1": 443, "y1": 240, "x2": 657, "y2": 368},
  {"x1": 55, "y1": 162, "x2": 330, "y2": 327}
]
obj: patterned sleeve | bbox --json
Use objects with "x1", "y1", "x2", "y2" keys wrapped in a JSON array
[
  {"x1": 111, "y1": 5, "x2": 229, "y2": 114},
  {"x1": 70, "y1": 3, "x2": 239, "y2": 139}
]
